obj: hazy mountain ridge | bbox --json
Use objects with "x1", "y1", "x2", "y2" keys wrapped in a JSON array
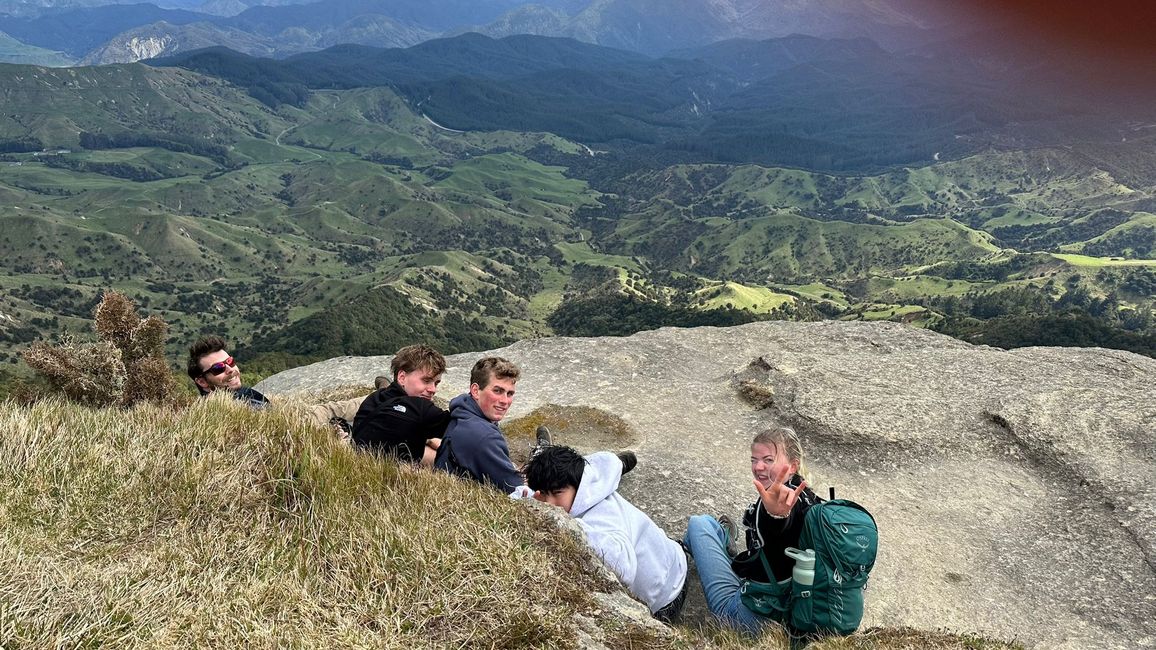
[
  {"x1": 473, "y1": 0, "x2": 934, "y2": 55},
  {"x1": 146, "y1": 32, "x2": 1146, "y2": 174},
  {"x1": 0, "y1": 0, "x2": 938, "y2": 64},
  {"x1": 82, "y1": 11, "x2": 435, "y2": 63},
  {"x1": 79, "y1": 20, "x2": 275, "y2": 63},
  {"x1": 0, "y1": 3, "x2": 208, "y2": 57},
  {"x1": 4, "y1": 0, "x2": 1152, "y2": 89},
  {"x1": 0, "y1": 27, "x2": 70, "y2": 64},
  {"x1": 0, "y1": 0, "x2": 202, "y2": 15}
]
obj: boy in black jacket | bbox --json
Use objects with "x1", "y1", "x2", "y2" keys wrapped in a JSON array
[{"x1": 352, "y1": 345, "x2": 450, "y2": 466}]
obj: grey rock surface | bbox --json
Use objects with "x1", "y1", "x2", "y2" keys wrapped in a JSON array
[{"x1": 256, "y1": 321, "x2": 1156, "y2": 648}]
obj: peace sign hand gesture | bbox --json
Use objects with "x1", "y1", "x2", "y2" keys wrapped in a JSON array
[{"x1": 753, "y1": 464, "x2": 807, "y2": 519}]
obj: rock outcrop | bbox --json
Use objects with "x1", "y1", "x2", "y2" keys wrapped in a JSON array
[{"x1": 256, "y1": 321, "x2": 1156, "y2": 649}]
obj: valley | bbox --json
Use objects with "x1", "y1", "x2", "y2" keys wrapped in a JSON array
[{"x1": 0, "y1": 34, "x2": 1154, "y2": 379}]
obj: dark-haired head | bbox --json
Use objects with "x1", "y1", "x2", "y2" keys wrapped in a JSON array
[
  {"x1": 524, "y1": 444, "x2": 586, "y2": 495},
  {"x1": 186, "y1": 335, "x2": 227, "y2": 382}
]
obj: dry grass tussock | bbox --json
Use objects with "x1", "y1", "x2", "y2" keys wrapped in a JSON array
[
  {"x1": 0, "y1": 397, "x2": 1024, "y2": 650},
  {"x1": 503, "y1": 404, "x2": 638, "y2": 468},
  {"x1": 0, "y1": 397, "x2": 608, "y2": 649}
]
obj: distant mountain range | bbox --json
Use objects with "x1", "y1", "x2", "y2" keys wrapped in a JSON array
[
  {"x1": 0, "y1": 29, "x2": 1153, "y2": 370},
  {"x1": 141, "y1": 32, "x2": 1152, "y2": 174},
  {"x1": 0, "y1": 0, "x2": 938, "y2": 64}
]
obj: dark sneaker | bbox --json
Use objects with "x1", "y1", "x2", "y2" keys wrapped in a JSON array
[
  {"x1": 717, "y1": 514, "x2": 739, "y2": 557},
  {"x1": 616, "y1": 451, "x2": 637, "y2": 475},
  {"x1": 535, "y1": 425, "x2": 552, "y2": 447},
  {"x1": 374, "y1": 375, "x2": 390, "y2": 389}
]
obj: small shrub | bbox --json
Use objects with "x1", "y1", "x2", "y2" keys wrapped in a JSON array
[
  {"x1": 21, "y1": 338, "x2": 125, "y2": 407},
  {"x1": 21, "y1": 290, "x2": 179, "y2": 407}
]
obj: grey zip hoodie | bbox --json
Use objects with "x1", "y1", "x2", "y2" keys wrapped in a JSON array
[{"x1": 570, "y1": 452, "x2": 687, "y2": 613}]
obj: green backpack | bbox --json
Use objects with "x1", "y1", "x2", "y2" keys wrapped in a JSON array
[{"x1": 740, "y1": 497, "x2": 878, "y2": 637}]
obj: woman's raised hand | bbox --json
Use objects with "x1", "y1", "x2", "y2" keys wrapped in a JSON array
[{"x1": 752, "y1": 465, "x2": 807, "y2": 518}]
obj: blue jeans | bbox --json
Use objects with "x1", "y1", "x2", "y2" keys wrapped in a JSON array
[{"x1": 684, "y1": 514, "x2": 774, "y2": 635}]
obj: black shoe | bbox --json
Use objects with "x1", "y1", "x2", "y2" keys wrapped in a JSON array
[
  {"x1": 535, "y1": 425, "x2": 552, "y2": 447},
  {"x1": 617, "y1": 451, "x2": 637, "y2": 475},
  {"x1": 374, "y1": 375, "x2": 390, "y2": 389}
]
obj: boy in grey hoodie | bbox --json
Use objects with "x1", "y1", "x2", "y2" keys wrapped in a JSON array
[{"x1": 525, "y1": 445, "x2": 688, "y2": 621}]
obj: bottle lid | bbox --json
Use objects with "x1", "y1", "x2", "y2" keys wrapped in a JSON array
[{"x1": 784, "y1": 546, "x2": 816, "y2": 569}]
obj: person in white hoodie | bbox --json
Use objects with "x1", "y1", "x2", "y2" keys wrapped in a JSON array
[{"x1": 525, "y1": 445, "x2": 688, "y2": 622}]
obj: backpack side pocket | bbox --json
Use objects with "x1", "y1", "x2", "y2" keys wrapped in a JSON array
[
  {"x1": 788, "y1": 569, "x2": 816, "y2": 631},
  {"x1": 739, "y1": 576, "x2": 792, "y2": 620}
]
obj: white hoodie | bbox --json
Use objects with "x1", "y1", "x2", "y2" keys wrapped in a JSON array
[{"x1": 570, "y1": 452, "x2": 688, "y2": 614}]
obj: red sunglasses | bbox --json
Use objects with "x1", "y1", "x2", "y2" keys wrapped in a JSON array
[{"x1": 201, "y1": 356, "x2": 236, "y2": 377}]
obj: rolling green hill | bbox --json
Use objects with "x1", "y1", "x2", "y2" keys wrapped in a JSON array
[
  {"x1": 141, "y1": 34, "x2": 1033, "y2": 171},
  {"x1": 0, "y1": 30, "x2": 72, "y2": 66},
  {"x1": 0, "y1": 63, "x2": 286, "y2": 149},
  {"x1": 0, "y1": 54, "x2": 1153, "y2": 372}
]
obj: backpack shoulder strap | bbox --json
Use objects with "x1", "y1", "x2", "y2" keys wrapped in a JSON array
[{"x1": 751, "y1": 505, "x2": 779, "y2": 582}]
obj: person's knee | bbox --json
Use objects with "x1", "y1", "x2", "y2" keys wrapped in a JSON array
[
  {"x1": 687, "y1": 514, "x2": 717, "y2": 530},
  {"x1": 685, "y1": 514, "x2": 718, "y2": 541}
]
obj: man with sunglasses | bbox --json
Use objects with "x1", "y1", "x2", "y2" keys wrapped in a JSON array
[{"x1": 186, "y1": 336, "x2": 269, "y2": 408}]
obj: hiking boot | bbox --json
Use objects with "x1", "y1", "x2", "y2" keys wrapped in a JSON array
[
  {"x1": 617, "y1": 451, "x2": 637, "y2": 475},
  {"x1": 535, "y1": 425, "x2": 552, "y2": 447},
  {"x1": 527, "y1": 425, "x2": 552, "y2": 463},
  {"x1": 716, "y1": 514, "x2": 739, "y2": 557},
  {"x1": 374, "y1": 375, "x2": 390, "y2": 389}
]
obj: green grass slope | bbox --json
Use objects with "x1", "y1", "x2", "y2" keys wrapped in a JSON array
[
  {"x1": 0, "y1": 31, "x2": 73, "y2": 66},
  {"x1": 0, "y1": 63, "x2": 287, "y2": 148},
  {"x1": 1068, "y1": 212, "x2": 1156, "y2": 258},
  {"x1": 616, "y1": 211, "x2": 998, "y2": 281}
]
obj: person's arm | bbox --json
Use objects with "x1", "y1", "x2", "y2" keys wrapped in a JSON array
[
  {"x1": 419, "y1": 402, "x2": 451, "y2": 439},
  {"x1": 471, "y1": 429, "x2": 525, "y2": 493},
  {"x1": 416, "y1": 402, "x2": 449, "y2": 450},
  {"x1": 581, "y1": 523, "x2": 638, "y2": 589}
]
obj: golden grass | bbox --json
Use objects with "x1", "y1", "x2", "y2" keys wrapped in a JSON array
[
  {"x1": 503, "y1": 404, "x2": 638, "y2": 467},
  {"x1": 0, "y1": 397, "x2": 1024, "y2": 650},
  {"x1": 0, "y1": 397, "x2": 605, "y2": 648}
]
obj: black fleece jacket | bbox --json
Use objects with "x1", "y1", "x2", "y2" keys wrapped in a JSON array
[{"x1": 352, "y1": 381, "x2": 449, "y2": 463}]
